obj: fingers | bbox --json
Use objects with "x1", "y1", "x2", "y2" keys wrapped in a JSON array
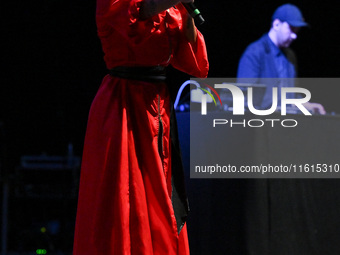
[{"x1": 310, "y1": 103, "x2": 327, "y2": 115}]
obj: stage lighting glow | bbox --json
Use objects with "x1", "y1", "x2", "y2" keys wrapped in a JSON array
[{"x1": 36, "y1": 249, "x2": 47, "y2": 254}]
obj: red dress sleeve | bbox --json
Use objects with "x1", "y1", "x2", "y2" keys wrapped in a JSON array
[
  {"x1": 95, "y1": 0, "x2": 209, "y2": 77},
  {"x1": 171, "y1": 28, "x2": 209, "y2": 78},
  {"x1": 167, "y1": 5, "x2": 209, "y2": 78},
  {"x1": 96, "y1": 0, "x2": 164, "y2": 45}
]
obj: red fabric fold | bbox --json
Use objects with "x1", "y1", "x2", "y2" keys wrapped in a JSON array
[{"x1": 128, "y1": 0, "x2": 164, "y2": 44}]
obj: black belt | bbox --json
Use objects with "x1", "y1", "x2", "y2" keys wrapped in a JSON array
[{"x1": 109, "y1": 66, "x2": 167, "y2": 82}]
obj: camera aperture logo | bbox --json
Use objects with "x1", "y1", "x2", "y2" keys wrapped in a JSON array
[{"x1": 198, "y1": 83, "x2": 312, "y2": 128}]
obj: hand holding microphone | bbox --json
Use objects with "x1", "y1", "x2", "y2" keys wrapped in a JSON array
[{"x1": 181, "y1": 1, "x2": 205, "y2": 25}]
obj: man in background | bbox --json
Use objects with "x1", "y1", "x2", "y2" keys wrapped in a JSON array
[{"x1": 237, "y1": 3, "x2": 325, "y2": 114}]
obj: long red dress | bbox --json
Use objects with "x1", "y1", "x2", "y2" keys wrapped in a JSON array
[{"x1": 73, "y1": 0, "x2": 209, "y2": 254}]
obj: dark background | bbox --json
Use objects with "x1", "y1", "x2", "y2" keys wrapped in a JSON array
[
  {"x1": 1, "y1": 0, "x2": 340, "y2": 253},
  {"x1": 2, "y1": 0, "x2": 340, "y2": 160}
]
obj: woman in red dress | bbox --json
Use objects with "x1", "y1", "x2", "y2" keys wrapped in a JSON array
[{"x1": 73, "y1": 0, "x2": 209, "y2": 254}]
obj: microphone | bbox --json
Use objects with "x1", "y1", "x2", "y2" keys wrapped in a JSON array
[{"x1": 182, "y1": 3, "x2": 205, "y2": 25}]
